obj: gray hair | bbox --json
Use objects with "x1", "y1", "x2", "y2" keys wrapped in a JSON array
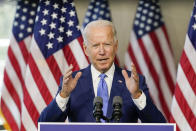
[{"x1": 82, "y1": 20, "x2": 117, "y2": 45}]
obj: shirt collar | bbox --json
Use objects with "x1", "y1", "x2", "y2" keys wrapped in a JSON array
[{"x1": 91, "y1": 63, "x2": 115, "y2": 79}]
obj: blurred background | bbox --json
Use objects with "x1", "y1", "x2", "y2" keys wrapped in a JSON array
[{"x1": 0, "y1": 0, "x2": 194, "y2": 130}]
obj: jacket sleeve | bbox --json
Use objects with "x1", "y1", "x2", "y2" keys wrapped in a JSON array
[
  {"x1": 38, "y1": 76, "x2": 69, "y2": 122},
  {"x1": 136, "y1": 75, "x2": 166, "y2": 123}
]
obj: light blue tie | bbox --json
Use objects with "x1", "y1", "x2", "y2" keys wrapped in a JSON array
[{"x1": 97, "y1": 74, "x2": 109, "y2": 119}]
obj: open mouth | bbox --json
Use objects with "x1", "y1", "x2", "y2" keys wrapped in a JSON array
[{"x1": 97, "y1": 58, "x2": 109, "y2": 61}]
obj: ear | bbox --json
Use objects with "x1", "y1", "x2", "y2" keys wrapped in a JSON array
[
  {"x1": 83, "y1": 44, "x2": 89, "y2": 56},
  {"x1": 114, "y1": 40, "x2": 118, "y2": 53}
]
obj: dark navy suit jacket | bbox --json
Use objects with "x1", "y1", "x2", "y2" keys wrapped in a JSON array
[{"x1": 38, "y1": 65, "x2": 166, "y2": 123}]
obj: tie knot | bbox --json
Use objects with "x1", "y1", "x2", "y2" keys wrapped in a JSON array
[{"x1": 99, "y1": 73, "x2": 107, "y2": 80}]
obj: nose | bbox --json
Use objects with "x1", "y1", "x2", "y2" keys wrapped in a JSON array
[{"x1": 99, "y1": 44, "x2": 105, "y2": 55}]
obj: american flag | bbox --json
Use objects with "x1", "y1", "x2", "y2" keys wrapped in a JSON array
[
  {"x1": 82, "y1": 0, "x2": 120, "y2": 66},
  {"x1": 23, "y1": 0, "x2": 88, "y2": 130},
  {"x1": 170, "y1": 1, "x2": 196, "y2": 130},
  {"x1": 0, "y1": 0, "x2": 39, "y2": 130},
  {"x1": 124, "y1": 0, "x2": 176, "y2": 121}
]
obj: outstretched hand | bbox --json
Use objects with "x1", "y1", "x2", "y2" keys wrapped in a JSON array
[
  {"x1": 60, "y1": 65, "x2": 82, "y2": 98},
  {"x1": 122, "y1": 63, "x2": 141, "y2": 99}
]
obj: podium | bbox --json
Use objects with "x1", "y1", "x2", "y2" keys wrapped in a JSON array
[{"x1": 38, "y1": 123, "x2": 175, "y2": 131}]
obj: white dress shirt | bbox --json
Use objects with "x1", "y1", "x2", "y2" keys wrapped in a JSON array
[{"x1": 56, "y1": 64, "x2": 146, "y2": 111}]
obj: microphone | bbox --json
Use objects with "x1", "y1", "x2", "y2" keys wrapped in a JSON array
[
  {"x1": 93, "y1": 96, "x2": 103, "y2": 122},
  {"x1": 112, "y1": 96, "x2": 123, "y2": 122}
]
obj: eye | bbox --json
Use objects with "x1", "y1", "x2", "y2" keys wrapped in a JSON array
[{"x1": 92, "y1": 44, "x2": 99, "y2": 48}]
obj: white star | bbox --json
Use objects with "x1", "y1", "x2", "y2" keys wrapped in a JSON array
[
  {"x1": 60, "y1": 16, "x2": 65, "y2": 23},
  {"x1": 144, "y1": 3, "x2": 149, "y2": 7},
  {"x1": 61, "y1": 7, "x2": 66, "y2": 13},
  {"x1": 27, "y1": 27, "x2": 32, "y2": 33},
  {"x1": 86, "y1": 11, "x2": 91, "y2": 16},
  {"x1": 21, "y1": 16, "x2": 26, "y2": 21},
  {"x1": 99, "y1": 10, "x2": 104, "y2": 15},
  {"x1": 24, "y1": 1, "x2": 29, "y2": 4},
  {"x1": 134, "y1": 20, "x2": 139, "y2": 25},
  {"x1": 68, "y1": 20, "x2": 74, "y2": 27},
  {"x1": 141, "y1": 16, "x2": 146, "y2": 21},
  {"x1": 51, "y1": 12, "x2": 57, "y2": 19},
  {"x1": 49, "y1": 22, "x2": 56, "y2": 29},
  {"x1": 101, "y1": 4, "x2": 106, "y2": 8},
  {"x1": 92, "y1": 14, "x2": 97, "y2": 19},
  {"x1": 150, "y1": 6, "x2": 155, "y2": 10},
  {"x1": 105, "y1": 13, "x2": 110, "y2": 18},
  {"x1": 32, "y1": 3, "x2": 36, "y2": 7},
  {"x1": 192, "y1": 23, "x2": 196, "y2": 30},
  {"x1": 76, "y1": 25, "x2": 80, "y2": 30},
  {"x1": 23, "y1": 8, "x2": 27, "y2": 13},
  {"x1": 71, "y1": 2, "x2": 75, "y2": 7},
  {"x1": 63, "y1": 0, "x2": 68, "y2": 3},
  {"x1": 66, "y1": 30, "x2": 72, "y2": 37},
  {"x1": 41, "y1": 19, "x2": 47, "y2": 25},
  {"x1": 14, "y1": 21, "x2": 18, "y2": 26},
  {"x1": 48, "y1": 32, "x2": 55, "y2": 39},
  {"x1": 194, "y1": 14, "x2": 196, "y2": 20},
  {"x1": 140, "y1": 23, "x2": 144, "y2": 28},
  {"x1": 147, "y1": 19, "x2": 152, "y2": 24},
  {"x1": 58, "y1": 26, "x2": 64, "y2": 33},
  {"x1": 20, "y1": 24, "x2": 25, "y2": 30},
  {"x1": 138, "y1": 30, "x2": 143, "y2": 35},
  {"x1": 30, "y1": 11, "x2": 35, "y2": 16},
  {"x1": 153, "y1": 22, "x2": 158, "y2": 27},
  {"x1": 53, "y1": 3, "x2": 59, "y2": 9},
  {"x1": 145, "y1": 26, "x2": 151, "y2": 31},
  {"x1": 84, "y1": 18, "x2": 89, "y2": 23},
  {"x1": 149, "y1": 12, "x2": 154, "y2": 17},
  {"x1": 142, "y1": 9, "x2": 148, "y2": 14},
  {"x1": 17, "y1": 5, "x2": 21, "y2": 10},
  {"x1": 69, "y1": 10, "x2": 75, "y2": 17},
  {"x1": 19, "y1": 33, "x2": 23, "y2": 38},
  {"x1": 28, "y1": 19, "x2": 34, "y2": 24},
  {"x1": 96, "y1": 2, "x2": 100, "y2": 5},
  {"x1": 45, "y1": 0, "x2": 50, "y2": 6},
  {"x1": 46, "y1": 42, "x2": 53, "y2": 49},
  {"x1": 88, "y1": 5, "x2": 93, "y2": 10},
  {"x1": 57, "y1": 36, "x2": 63, "y2": 43},
  {"x1": 42, "y1": 9, "x2": 49, "y2": 16},
  {"x1": 15, "y1": 13, "x2": 19, "y2": 18},
  {"x1": 94, "y1": 8, "x2": 98, "y2": 13},
  {"x1": 39, "y1": 28, "x2": 46, "y2": 36}
]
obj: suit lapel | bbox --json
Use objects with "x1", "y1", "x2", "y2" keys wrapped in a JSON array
[
  {"x1": 80, "y1": 65, "x2": 95, "y2": 121},
  {"x1": 106, "y1": 65, "x2": 125, "y2": 118}
]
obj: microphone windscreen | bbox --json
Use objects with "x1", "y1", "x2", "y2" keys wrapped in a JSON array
[
  {"x1": 112, "y1": 96, "x2": 122, "y2": 106},
  {"x1": 93, "y1": 96, "x2": 103, "y2": 106}
]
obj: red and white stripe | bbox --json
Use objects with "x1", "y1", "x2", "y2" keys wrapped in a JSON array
[
  {"x1": 125, "y1": 26, "x2": 176, "y2": 121},
  {"x1": 0, "y1": 34, "x2": 37, "y2": 131},
  {"x1": 170, "y1": 34, "x2": 196, "y2": 131},
  {"x1": 20, "y1": 35, "x2": 89, "y2": 130}
]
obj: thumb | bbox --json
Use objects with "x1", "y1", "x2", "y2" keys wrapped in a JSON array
[{"x1": 122, "y1": 70, "x2": 129, "y2": 81}]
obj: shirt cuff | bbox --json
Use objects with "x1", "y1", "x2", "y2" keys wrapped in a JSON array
[
  {"x1": 56, "y1": 93, "x2": 69, "y2": 112},
  {"x1": 132, "y1": 91, "x2": 146, "y2": 110}
]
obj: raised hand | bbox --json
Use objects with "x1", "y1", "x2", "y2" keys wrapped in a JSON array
[
  {"x1": 60, "y1": 65, "x2": 82, "y2": 98},
  {"x1": 122, "y1": 63, "x2": 141, "y2": 99}
]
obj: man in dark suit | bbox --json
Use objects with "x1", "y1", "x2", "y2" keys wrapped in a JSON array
[{"x1": 38, "y1": 20, "x2": 166, "y2": 123}]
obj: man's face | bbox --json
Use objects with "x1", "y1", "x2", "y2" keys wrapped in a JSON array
[{"x1": 84, "y1": 25, "x2": 118, "y2": 73}]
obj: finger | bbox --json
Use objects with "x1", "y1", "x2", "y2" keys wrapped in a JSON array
[
  {"x1": 131, "y1": 65, "x2": 139, "y2": 82},
  {"x1": 64, "y1": 65, "x2": 73, "y2": 74},
  {"x1": 122, "y1": 70, "x2": 129, "y2": 81},
  {"x1": 63, "y1": 70, "x2": 73, "y2": 79},
  {"x1": 74, "y1": 72, "x2": 82, "y2": 82},
  {"x1": 63, "y1": 77, "x2": 69, "y2": 83}
]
